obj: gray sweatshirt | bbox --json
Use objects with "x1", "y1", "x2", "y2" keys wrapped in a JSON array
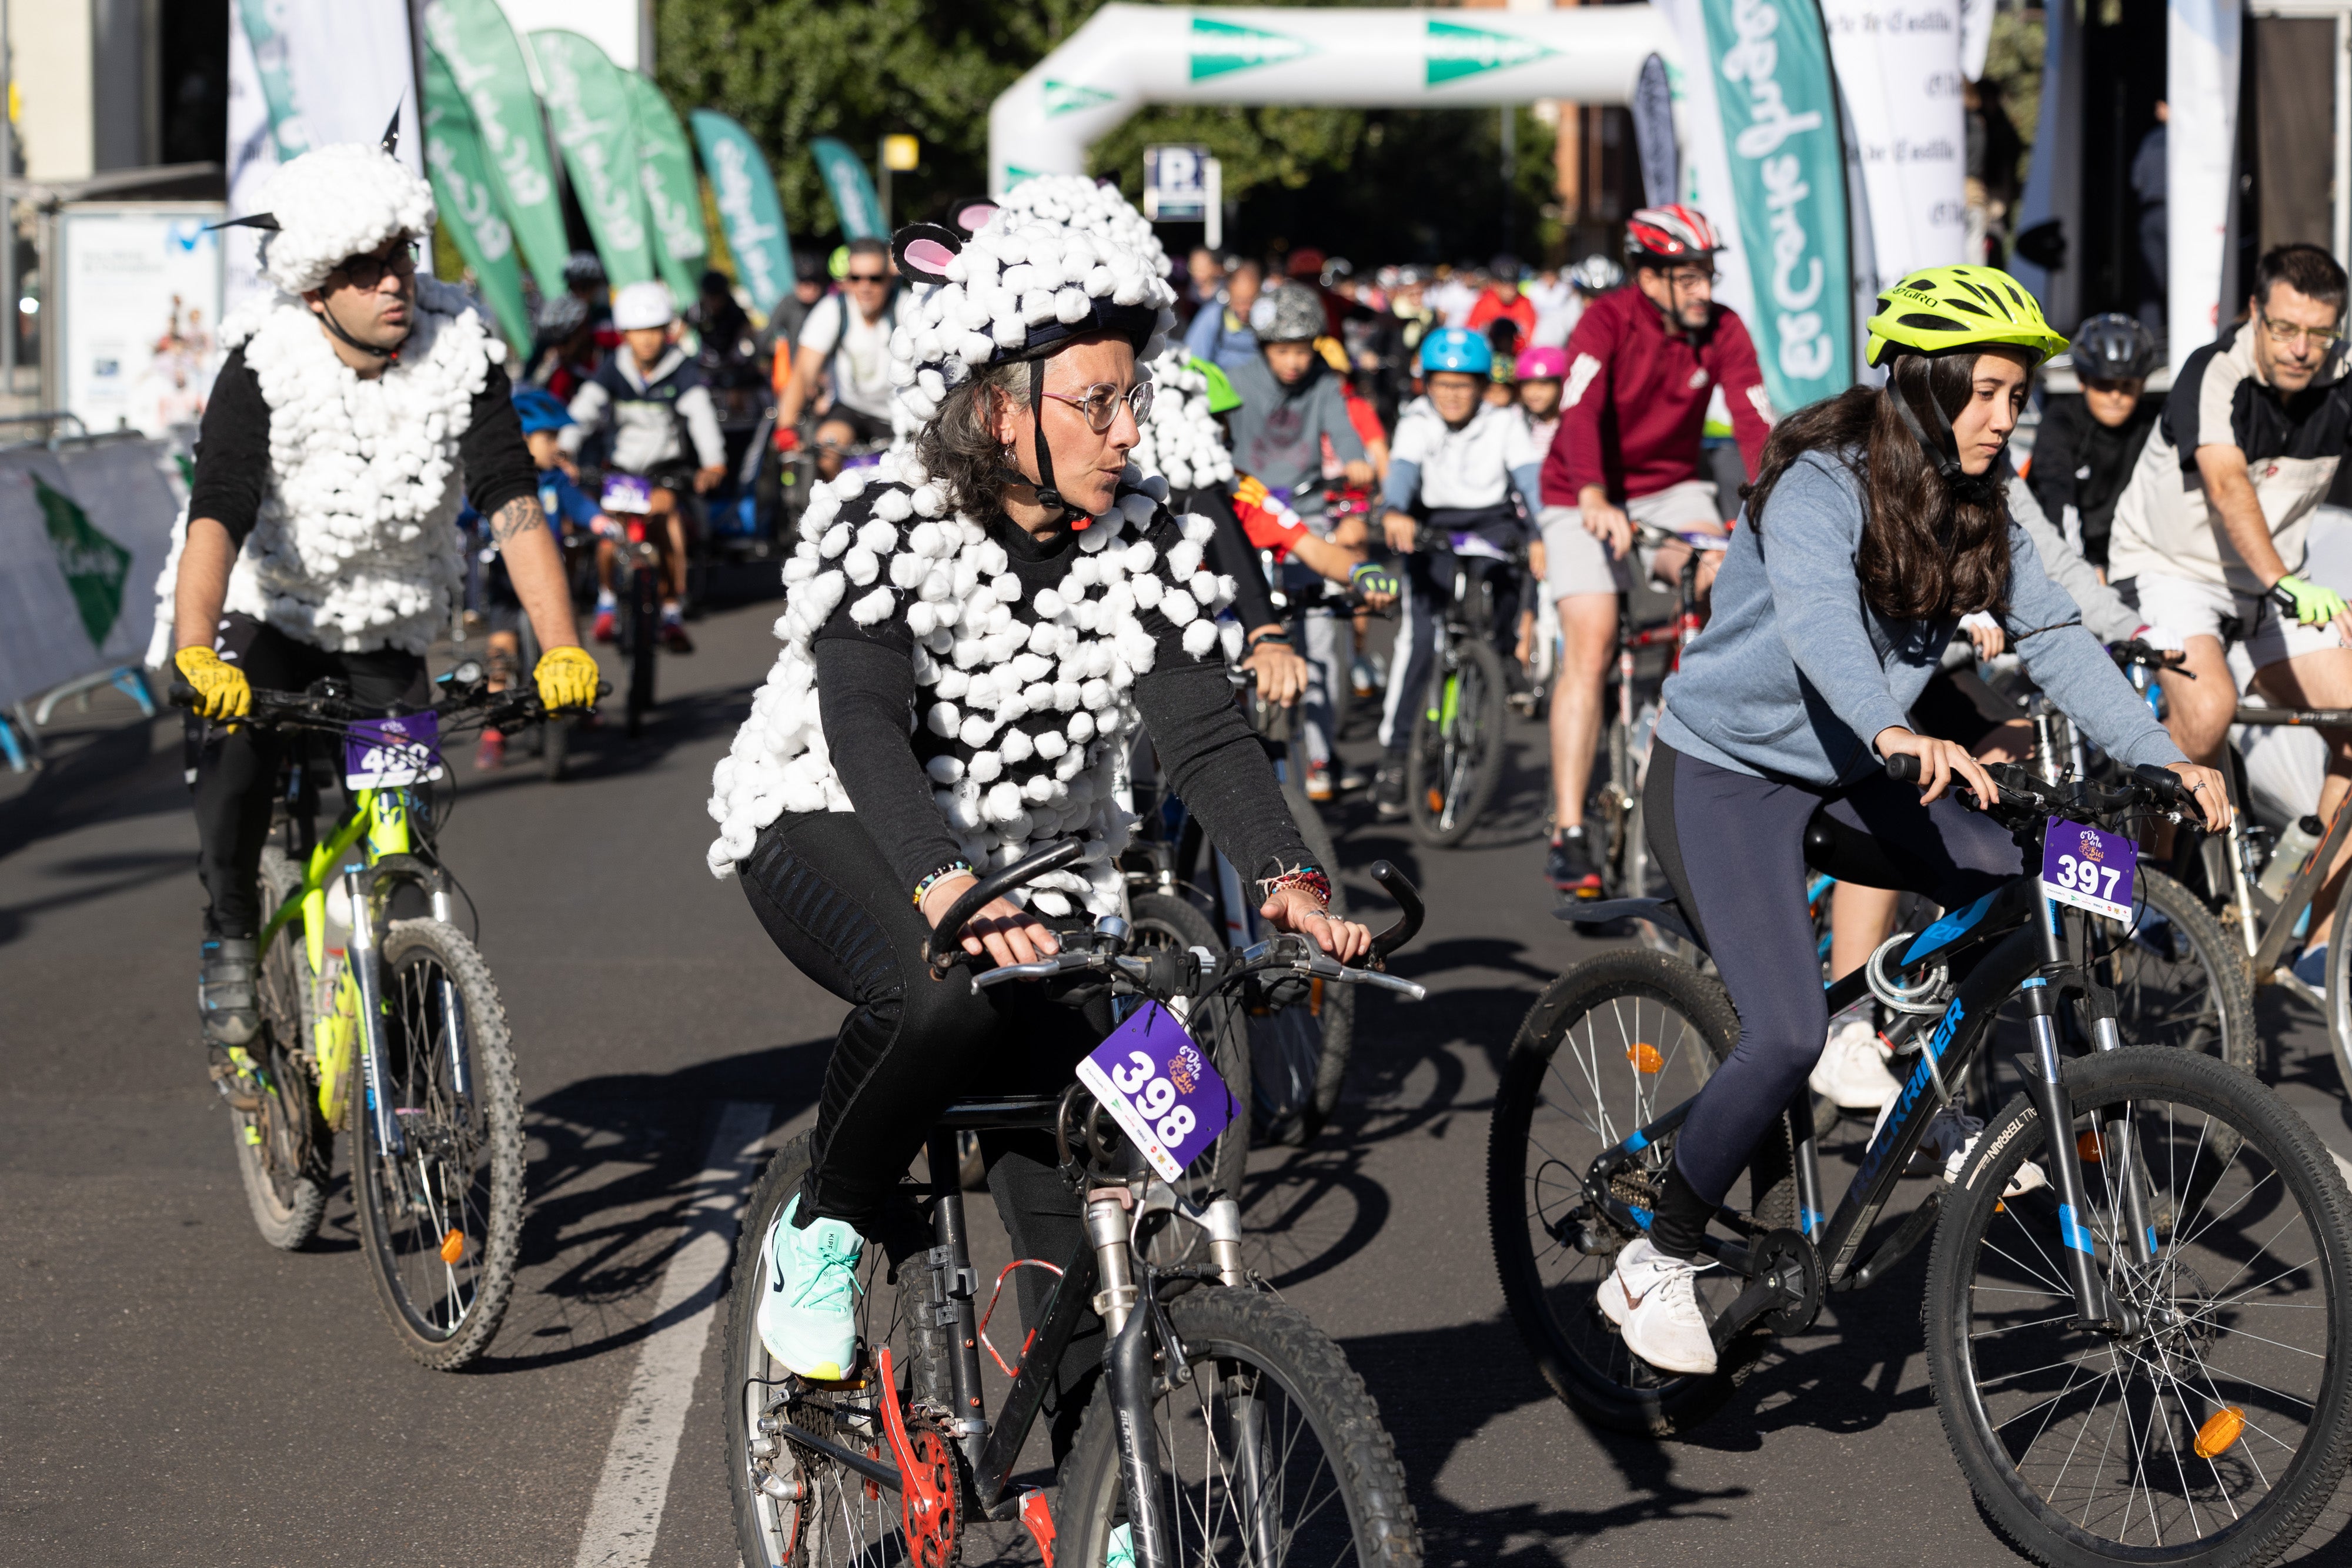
[
  {"x1": 1656, "y1": 450, "x2": 2183, "y2": 785},
  {"x1": 1224, "y1": 355, "x2": 1365, "y2": 506}
]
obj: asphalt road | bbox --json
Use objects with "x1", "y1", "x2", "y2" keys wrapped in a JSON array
[{"x1": 9, "y1": 580, "x2": 2352, "y2": 1567}]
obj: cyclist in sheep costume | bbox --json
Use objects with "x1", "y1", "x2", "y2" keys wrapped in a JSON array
[{"x1": 716, "y1": 175, "x2": 1372, "y2": 1397}]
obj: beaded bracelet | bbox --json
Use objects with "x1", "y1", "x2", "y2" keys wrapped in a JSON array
[
  {"x1": 1259, "y1": 865, "x2": 1332, "y2": 908},
  {"x1": 912, "y1": 860, "x2": 975, "y2": 908}
]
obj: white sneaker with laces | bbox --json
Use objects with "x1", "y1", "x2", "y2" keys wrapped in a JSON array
[
  {"x1": 1809, "y1": 1019, "x2": 1902, "y2": 1111},
  {"x1": 1598, "y1": 1236, "x2": 1718, "y2": 1375},
  {"x1": 1871, "y1": 1099, "x2": 2048, "y2": 1196}
]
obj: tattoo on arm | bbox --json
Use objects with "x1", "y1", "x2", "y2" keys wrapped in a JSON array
[{"x1": 487, "y1": 495, "x2": 547, "y2": 551}]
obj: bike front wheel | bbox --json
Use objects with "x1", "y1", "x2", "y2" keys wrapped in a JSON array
[
  {"x1": 1926, "y1": 1046, "x2": 2352, "y2": 1568},
  {"x1": 1053, "y1": 1288, "x2": 1422, "y2": 1568},
  {"x1": 1406, "y1": 638, "x2": 1506, "y2": 847},
  {"x1": 352, "y1": 918, "x2": 524, "y2": 1369}
]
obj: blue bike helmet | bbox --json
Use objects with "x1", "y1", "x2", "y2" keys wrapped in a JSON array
[
  {"x1": 512, "y1": 386, "x2": 573, "y2": 434},
  {"x1": 1418, "y1": 325, "x2": 1494, "y2": 376}
]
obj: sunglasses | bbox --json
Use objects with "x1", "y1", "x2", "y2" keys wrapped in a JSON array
[
  {"x1": 1041, "y1": 380, "x2": 1154, "y2": 433},
  {"x1": 845, "y1": 270, "x2": 890, "y2": 285},
  {"x1": 330, "y1": 239, "x2": 420, "y2": 292}
]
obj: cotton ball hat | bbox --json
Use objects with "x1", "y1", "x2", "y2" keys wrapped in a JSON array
[{"x1": 246, "y1": 142, "x2": 435, "y2": 297}]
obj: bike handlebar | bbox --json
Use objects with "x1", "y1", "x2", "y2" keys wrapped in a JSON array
[
  {"x1": 168, "y1": 674, "x2": 605, "y2": 730},
  {"x1": 923, "y1": 840, "x2": 1087, "y2": 969},
  {"x1": 1883, "y1": 751, "x2": 2189, "y2": 814}
]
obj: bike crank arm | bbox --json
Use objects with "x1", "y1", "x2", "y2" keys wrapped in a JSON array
[{"x1": 343, "y1": 866, "x2": 404, "y2": 1159}]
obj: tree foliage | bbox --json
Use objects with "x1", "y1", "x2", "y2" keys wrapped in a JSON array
[{"x1": 654, "y1": 0, "x2": 1558, "y2": 262}]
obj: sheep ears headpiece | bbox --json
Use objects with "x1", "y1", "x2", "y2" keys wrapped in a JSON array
[
  {"x1": 946, "y1": 196, "x2": 999, "y2": 238},
  {"x1": 891, "y1": 223, "x2": 964, "y2": 286},
  {"x1": 208, "y1": 104, "x2": 433, "y2": 301}
]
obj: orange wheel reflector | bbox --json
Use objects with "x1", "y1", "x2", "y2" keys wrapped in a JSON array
[
  {"x1": 439, "y1": 1229, "x2": 467, "y2": 1265},
  {"x1": 1627, "y1": 1042, "x2": 1663, "y2": 1074},
  {"x1": 2194, "y1": 1406, "x2": 2247, "y2": 1459},
  {"x1": 1426, "y1": 788, "x2": 1445, "y2": 813},
  {"x1": 1308, "y1": 976, "x2": 1325, "y2": 1018},
  {"x1": 1993, "y1": 1201, "x2": 2006, "y2": 1213},
  {"x1": 2078, "y1": 1130, "x2": 2104, "y2": 1162}
]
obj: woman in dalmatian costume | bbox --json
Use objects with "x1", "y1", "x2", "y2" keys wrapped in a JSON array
[{"x1": 717, "y1": 178, "x2": 1371, "y2": 1405}]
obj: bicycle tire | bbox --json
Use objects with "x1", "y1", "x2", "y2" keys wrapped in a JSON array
[
  {"x1": 1488, "y1": 948, "x2": 1796, "y2": 1436},
  {"x1": 233, "y1": 846, "x2": 329, "y2": 1250},
  {"x1": 542, "y1": 714, "x2": 569, "y2": 782},
  {"x1": 352, "y1": 918, "x2": 524, "y2": 1370},
  {"x1": 1244, "y1": 787, "x2": 1356, "y2": 1148},
  {"x1": 2321, "y1": 870, "x2": 2352, "y2": 1099},
  {"x1": 625, "y1": 567, "x2": 659, "y2": 737},
  {"x1": 2093, "y1": 867, "x2": 2256, "y2": 1071},
  {"x1": 1406, "y1": 638, "x2": 1506, "y2": 847},
  {"x1": 1128, "y1": 892, "x2": 1250, "y2": 1211},
  {"x1": 727, "y1": 1132, "x2": 961, "y2": 1568},
  {"x1": 1053, "y1": 1288, "x2": 1422, "y2": 1568},
  {"x1": 1926, "y1": 1047, "x2": 2352, "y2": 1568}
]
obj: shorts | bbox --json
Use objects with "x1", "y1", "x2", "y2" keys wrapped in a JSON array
[
  {"x1": 1541, "y1": 478, "x2": 1725, "y2": 599},
  {"x1": 2125, "y1": 570, "x2": 2346, "y2": 680}
]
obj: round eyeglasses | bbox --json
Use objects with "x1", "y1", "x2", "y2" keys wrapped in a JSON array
[{"x1": 1040, "y1": 380, "x2": 1154, "y2": 433}]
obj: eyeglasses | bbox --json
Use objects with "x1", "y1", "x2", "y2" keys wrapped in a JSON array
[
  {"x1": 2259, "y1": 308, "x2": 2344, "y2": 350},
  {"x1": 844, "y1": 270, "x2": 890, "y2": 285},
  {"x1": 330, "y1": 239, "x2": 419, "y2": 292},
  {"x1": 1662, "y1": 265, "x2": 1716, "y2": 290},
  {"x1": 1041, "y1": 380, "x2": 1154, "y2": 433}
]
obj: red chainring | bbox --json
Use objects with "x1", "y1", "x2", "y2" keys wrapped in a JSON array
[{"x1": 876, "y1": 1348, "x2": 959, "y2": 1568}]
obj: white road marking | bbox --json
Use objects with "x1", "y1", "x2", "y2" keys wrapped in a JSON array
[
  {"x1": 573, "y1": 1099, "x2": 774, "y2": 1568},
  {"x1": 2331, "y1": 1148, "x2": 2352, "y2": 1191}
]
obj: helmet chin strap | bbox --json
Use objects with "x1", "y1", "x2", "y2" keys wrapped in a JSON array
[
  {"x1": 1890, "y1": 363, "x2": 2002, "y2": 505},
  {"x1": 316, "y1": 298, "x2": 401, "y2": 363},
  {"x1": 998, "y1": 359, "x2": 1075, "y2": 521}
]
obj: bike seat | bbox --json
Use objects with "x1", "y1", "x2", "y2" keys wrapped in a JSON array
[
  {"x1": 1802, "y1": 804, "x2": 1920, "y2": 891},
  {"x1": 1554, "y1": 897, "x2": 1702, "y2": 951},
  {"x1": 934, "y1": 1095, "x2": 1064, "y2": 1133}
]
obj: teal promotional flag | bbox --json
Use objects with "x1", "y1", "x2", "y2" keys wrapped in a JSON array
[
  {"x1": 423, "y1": 46, "x2": 532, "y2": 349},
  {"x1": 1696, "y1": 0, "x2": 1853, "y2": 409},
  {"x1": 691, "y1": 111, "x2": 796, "y2": 319},
  {"x1": 529, "y1": 29, "x2": 659, "y2": 288},
  {"x1": 811, "y1": 136, "x2": 886, "y2": 240},
  {"x1": 620, "y1": 73, "x2": 710, "y2": 308},
  {"x1": 420, "y1": 0, "x2": 572, "y2": 296}
]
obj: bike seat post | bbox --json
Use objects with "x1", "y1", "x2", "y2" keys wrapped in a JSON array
[{"x1": 923, "y1": 1128, "x2": 988, "y2": 1457}]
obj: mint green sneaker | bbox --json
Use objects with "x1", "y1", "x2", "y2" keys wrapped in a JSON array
[
  {"x1": 1105, "y1": 1523, "x2": 1135, "y2": 1567},
  {"x1": 756, "y1": 1193, "x2": 864, "y2": 1379}
]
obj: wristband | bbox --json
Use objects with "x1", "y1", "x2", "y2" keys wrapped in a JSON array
[
  {"x1": 912, "y1": 860, "x2": 975, "y2": 908},
  {"x1": 1245, "y1": 628, "x2": 1292, "y2": 653},
  {"x1": 1260, "y1": 866, "x2": 1332, "y2": 908}
]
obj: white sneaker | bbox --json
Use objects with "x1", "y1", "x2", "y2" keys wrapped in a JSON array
[
  {"x1": 1598, "y1": 1237, "x2": 1718, "y2": 1375},
  {"x1": 1810, "y1": 1019, "x2": 1902, "y2": 1111},
  {"x1": 1873, "y1": 1100, "x2": 2048, "y2": 1196}
]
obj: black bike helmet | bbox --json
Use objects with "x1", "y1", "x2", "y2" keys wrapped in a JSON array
[
  {"x1": 563, "y1": 250, "x2": 607, "y2": 289},
  {"x1": 2069, "y1": 313, "x2": 2160, "y2": 382}
]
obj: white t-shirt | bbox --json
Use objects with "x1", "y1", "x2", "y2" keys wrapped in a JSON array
[
  {"x1": 1391, "y1": 397, "x2": 1540, "y2": 511},
  {"x1": 798, "y1": 290, "x2": 911, "y2": 420},
  {"x1": 1430, "y1": 278, "x2": 1480, "y2": 329},
  {"x1": 1525, "y1": 276, "x2": 1578, "y2": 347}
]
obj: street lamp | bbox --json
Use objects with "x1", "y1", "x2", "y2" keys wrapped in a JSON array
[{"x1": 879, "y1": 134, "x2": 919, "y2": 228}]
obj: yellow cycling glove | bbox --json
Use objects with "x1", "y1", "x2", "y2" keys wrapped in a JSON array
[
  {"x1": 2276, "y1": 574, "x2": 2350, "y2": 628},
  {"x1": 534, "y1": 645, "x2": 601, "y2": 712},
  {"x1": 173, "y1": 646, "x2": 250, "y2": 720}
]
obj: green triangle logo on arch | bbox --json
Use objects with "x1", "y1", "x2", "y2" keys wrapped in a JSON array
[
  {"x1": 1425, "y1": 19, "x2": 1558, "y2": 86},
  {"x1": 1190, "y1": 17, "x2": 1315, "y2": 82},
  {"x1": 1043, "y1": 79, "x2": 1118, "y2": 117}
]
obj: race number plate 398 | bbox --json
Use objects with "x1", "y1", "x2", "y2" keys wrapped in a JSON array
[
  {"x1": 1075, "y1": 1001, "x2": 1237, "y2": 1182},
  {"x1": 344, "y1": 712, "x2": 443, "y2": 790},
  {"x1": 2041, "y1": 817, "x2": 2137, "y2": 923}
]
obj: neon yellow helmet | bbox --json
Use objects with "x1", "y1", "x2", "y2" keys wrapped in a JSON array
[
  {"x1": 1864, "y1": 265, "x2": 2068, "y2": 367},
  {"x1": 1190, "y1": 355, "x2": 1241, "y2": 416}
]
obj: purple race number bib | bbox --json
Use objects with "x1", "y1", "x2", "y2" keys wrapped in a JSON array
[
  {"x1": 2042, "y1": 817, "x2": 2137, "y2": 923},
  {"x1": 601, "y1": 473, "x2": 654, "y2": 514},
  {"x1": 344, "y1": 712, "x2": 443, "y2": 790},
  {"x1": 1075, "y1": 1001, "x2": 1237, "y2": 1182}
]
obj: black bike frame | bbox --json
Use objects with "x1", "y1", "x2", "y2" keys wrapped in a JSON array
[{"x1": 1582, "y1": 842, "x2": 2162, "y2": 1338}]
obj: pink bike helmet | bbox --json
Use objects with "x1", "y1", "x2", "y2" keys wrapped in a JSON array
[{"x1": 1515, "y1": 345, "x2": 1569, "y2": 382}]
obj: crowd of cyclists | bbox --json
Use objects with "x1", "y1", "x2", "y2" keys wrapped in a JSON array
[{"x1": 154, "y1": 121, "x2": 2352, "y2": 1565}]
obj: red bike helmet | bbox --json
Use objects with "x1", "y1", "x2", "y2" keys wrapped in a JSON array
[{"x1": 1624, "y1": 204, "x2": 1725, "y2": 267}]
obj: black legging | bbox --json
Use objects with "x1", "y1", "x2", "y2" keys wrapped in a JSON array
[
  {"x1": 192, "y1": 613, "x2": 430, "y2": 938},
  {"x1": 1642, "y1": 741, "x2": 2024, "y2": 1218},
  {"x1": 739, "y1": 809, "x2": 1108, "y2": 1446}
]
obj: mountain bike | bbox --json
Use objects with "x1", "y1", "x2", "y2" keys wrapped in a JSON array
[
  {"x1": 1404, "y1": 535, "x2": 1518, "y2": 846},
  {"x1": 175, "y1": 662, "x2": 593, "y2": 1369},
  {"x1": 1585, "y1": 522, "x2": 1709, "y2": 906},
  {"x1": 1491, "y1": 755, "x2": 2352, "y2": 1566},
  {"x1": 725, "y1": 840, "x2": 1431, "y2": 1568}
]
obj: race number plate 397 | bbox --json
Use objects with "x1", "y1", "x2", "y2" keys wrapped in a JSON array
[
  {"x1": 344, "y1": 713, "x2": 443, "y2": 790},
  {"x1": 1074, "y1": 1001, "x2": 1237, "y2": 1182},
  {"x1": 2041, "y1": 817, "x2": 2137, "y2": 923}
]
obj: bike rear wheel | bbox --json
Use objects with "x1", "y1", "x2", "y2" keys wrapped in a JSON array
[
  {"x1": 1927, "y1": 1047, "x2": 2352, "y2": 1568},
  {"x1": 352, "y1": 918, "x2": 524, "y2": 1369},
  {"x1": 1406, "y1": 638, "x2": 1506, "y2": 847},
  {"x1": 233, "y1": 845, "x2": 329, "y2": 1250},
  {"x1": 727, "y1": 1133, "x2": 960, "y2": 1568},
  {"x1": 1488, "y1": 948, "x2": 1796, "y2": 1435},
  {"x1": 1053, "y1": 1288, "x2": 1422, "y2": 1568}
]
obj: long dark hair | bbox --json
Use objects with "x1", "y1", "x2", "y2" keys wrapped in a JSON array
[{"x1": 1745, "y1": 351, "x2": 2010, "y2": 621}]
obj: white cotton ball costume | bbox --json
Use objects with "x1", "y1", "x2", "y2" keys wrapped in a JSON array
[
  {"x1": 149, "y1": 142, "x2": 501, "y2": 657},
  {"x1": 704, "y1": 178, "x2": 1244, "y2": 917},
  {"x1": 1127, "y1": 351, "x2": 1237, "y2": 494}
]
